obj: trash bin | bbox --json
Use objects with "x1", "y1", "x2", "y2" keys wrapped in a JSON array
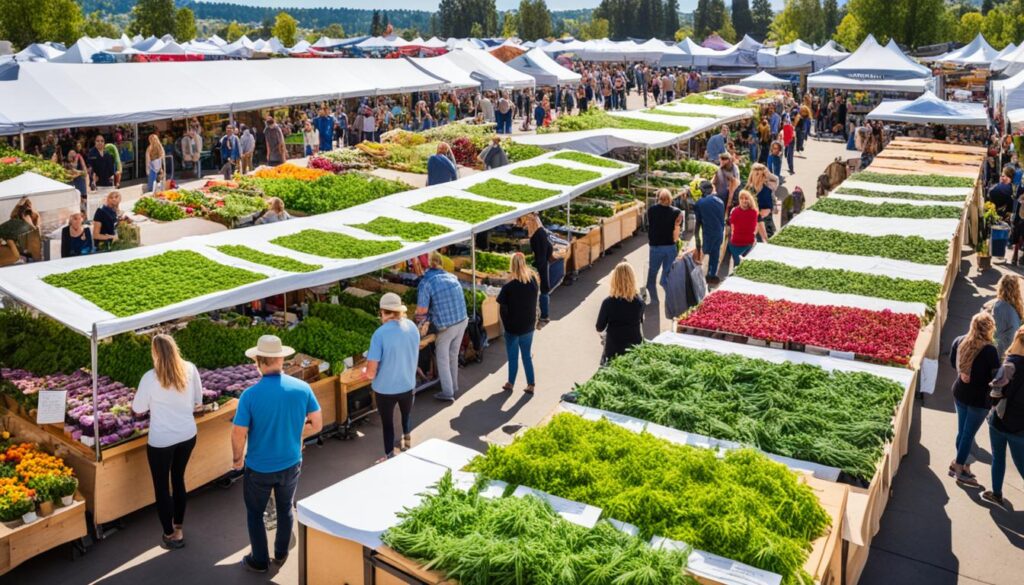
[{"x1": 991, "y1": 223, "x2": 1010, "y2": 258}]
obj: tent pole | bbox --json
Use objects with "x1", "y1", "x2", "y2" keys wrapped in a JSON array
[
  {"x1": 18, "y1": 132, "x2": 25, "y2": 151},
  {"x1": 91, "y1": 327, "x2": 101, "y2": 461},
  {"x1": 470, "y1": 232, "x2": 477, "y2": 321},
  {"x1": 133, "y1": 123, "x2": 140, "y2": 183}
]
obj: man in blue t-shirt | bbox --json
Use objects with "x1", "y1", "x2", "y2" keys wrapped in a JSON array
[
  {"x1": 233, "y1": 335, "x2": 322, "y2": 573},
  {"x1": 313, "y1": 106, "x2": 335, "y2": 153},
  {"x1": 364, "y1": 293, "x2": 421, "y2": 461}
]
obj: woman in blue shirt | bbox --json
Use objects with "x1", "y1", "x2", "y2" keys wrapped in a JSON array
[{"x1": 766, "y1": 141, "x2": 783, "y2": 179}]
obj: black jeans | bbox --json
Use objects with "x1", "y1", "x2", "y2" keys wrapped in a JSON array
[
  {"x1": 375, "y1": 390, "x2": 414, "y2": 456},
  {"x1": 244, "y1": 463, "x2": 301, "y2": 569},
  {"x1": 146, "y1": 435, "x2": 197, "y2": 536}
]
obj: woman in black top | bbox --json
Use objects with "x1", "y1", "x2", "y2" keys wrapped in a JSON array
[
  {"x1": 596, "y1": 262, "x2": 645, "y2": 364},
  {"x1": 949, "y1": 312, "x2": 999, "y2": 487},
  {"x1": 92, "y1": 190, "x2": 125, "y2": 250},
  {"x1": 524, "y1": 213, "x2": 554, "y2": 323},
  {"x1": 497, "y1": 253, "x2": 539, "y2": 394},
  {"x1": 984, "y1": 325, "x2": 1024, "y2": 508},
  {"x1": 61, "y1": 212, "x2": 94, "y2": 258}
]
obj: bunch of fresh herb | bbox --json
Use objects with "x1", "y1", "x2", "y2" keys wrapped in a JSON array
[
  {"x1": 411, "y1": 196, "x2": 515, "y2": 223},
  {"x1": 351, "y1": 217, "x2": 452, "y2": 241},
  {"x1": 271, "y1": 230, "x2": 403, "y2": 259},
  {"x1": 214, "y1": 245, "x2": 321, "y2": 272},
  {"x1": 551, "y1": 151, "x2": 625, "y2": 168},
  {"x1": 465, "y1": 178, "x2": 559, "y2": 203},
  {"x1": 812, "y1": 198, "x2": 962, "y2": 219},
  {"x1": 851, "y1": 172, "x2": 975, "y2": 188},
  {"x1": 770, "y1": 226, "x2": 950, "y2": 265}
]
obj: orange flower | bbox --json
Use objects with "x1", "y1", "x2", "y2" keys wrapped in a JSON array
[{"x1": 252, "y1": 163, "x2": 327, "y2": 181}]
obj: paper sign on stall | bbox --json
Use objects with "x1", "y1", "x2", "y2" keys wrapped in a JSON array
[
  {"x1": 35, "y1": 390, "x2": 67, "y2": 424},
  {"x1": 512, "y1": 485, "x2": 602, "y2": 528},
  {"x1": 651, "y1": 536, "x2": 783, "y2": 585}
]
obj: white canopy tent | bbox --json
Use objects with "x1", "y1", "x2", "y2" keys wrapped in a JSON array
[
  {"x1": 705, "y1": 35, "x2": 763, "y2": 68},
  {"x1": 406, "y1": 55, "x2": 480, "y2": 89},
  {"x1": 0, "y1": 172, "x2": 80, "y2": 236},
  {"x1": 932, "y1": 33, "x2": 999, "y2": 67},
  {"x1": 439, "y1": 48, "x2": 535, "y2": 90},
  {"x1": 50, "y1": 37, "x2": 107, "y2": 63},
  {"x1": 993, "y1": 42, "x2": 1024, "y2": 76},
  {"x1": 0, "y1": 59, "x2": 451, "y2": 135},
  {"x1": 422, "y1": 37, "x2": 447, "y2": 49},
  {"x1": 543, "y1": 38, "x2": 587, "y2": 54},
  {"x1": 812, "y1": 41, "x2": 850, "y2": 69},
  {"x1": 659, "y1": 38, "x2": 725, "y2": 68},
  {"x1": 505, "y1": 48, "x2": 581, "y2": 86},
  {"x1": 132, "y1": 36, "x2": 163, "y2": 52},
  {"x1": 739, "y1": 70, "x2": 790, "y2": 89},
  {"x1": 866, "y1": 91, "x2": 989, "y2": 126},
  {"x1": 356, "y1": 36, "x2": 410, "y2": 50},
  {"x1": 807, "y1": 35, "x2": 932, "y2": 93},
  {"x1": 12, "y1": 43, "x2": 65, "y2": 62},
  {"x1": 992, "y1": 67, "x2": 1024, "y2": 110}
]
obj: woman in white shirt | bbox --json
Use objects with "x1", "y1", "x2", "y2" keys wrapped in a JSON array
[
  {"x1": 132, "y1": 334, "x2": 203, "y2": 550},
  {"x1": 145, "y1": 134, "x2": 165, "y2": 193},
  {"x1": 301, "y1": 120, "x2": 319, "y2": 157}
]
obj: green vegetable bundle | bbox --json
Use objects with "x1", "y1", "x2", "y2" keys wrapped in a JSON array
[
  {"x1": 468, "y1": 414, "x2": 830, "y2": 585},
  {"x1": 851, "y1": 171, "x2": 975, "y2": 188},
  {"x1": 735, "y1": 260, "x2": 941, "y2": 309},
  {"x1": 282, "y1": 317, "x2": 369, "y2": 373},
  {"x1": 838, "y1": 187, "x2": 966, "y2": 202},
  {"x1": 503, "y1": 141, "x2": 547, "y2": 163},
  {"x1": 510, "y1": 163, "x2": 603, "y2": 186},
  {"x1": 98, "y1": 333, "x2": 155, "y2": 388},
  {"x1": 382, "y1": 471, "x2": 695, "y2": 585},
  {"x1": 133, "y1": 197, "x2": 187, "y2": 222},
  {"x1": 812, "y1": 198, "x2": 962, "y2": 220},
  {"x1": 215, "y1": 194, "x2": 268, "y2": 220},
  {"x1": 0, "y1": 145, "x2": 68, "y2": 182},
  {"x1": 174, "y1": 318, "x2": 282, "y2": 370},
  {"x1": 551, "y1": 151, "x2": 625, "y2": 168},
  {"x1": 641, "y1": 108, "x2": 719, "y2": 118},
  {"x1": 42, "y1": 251, "x2": 267, "y2": 317},
  {"x1": 351, "y1": 217, "x2": 452, "y2": 242},
  {"x1": 0, "y1": 310, "x2": 89, "y2": 375},
  {"x1": 652, "y1": 157, "x2": 719, "y2": 177},
  {"x1": 473, "y1": 251, "x2": 514, "y2": 274},
  {"x1": 679, "y1": 93, "x2": 759, "y2": 107},
  {"x1": 770, "y1": 226, "x2": 950, "y2": 265},
  {"x1": 244, "y1": 172, "x2": 409, "y2": 215},
  {"x1": 214, "y1": 245, "x2": 322, "y2": 273},
  {"x1": 271, "y1": 230, "x2": 403, "y2": 259},
  {"x1": 308, "y1": 303, "x2": 379, "y2": 338},
  {"x1": 412, "y1": 196, "x2": 515, "y2": 223},
  {"x1": 542, "y1": 108, "x2": 689, "y2": 134},
  {"x1": 574, "y1": 343, "x2": 906, "y2": 482},
  {"x1": 466, "y1": 178, "x2": 559, "y2": 203}
]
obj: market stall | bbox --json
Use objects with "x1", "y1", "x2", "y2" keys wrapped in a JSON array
[{"x1": 807, "y1": 35, "x2": 933, "y2": 94}]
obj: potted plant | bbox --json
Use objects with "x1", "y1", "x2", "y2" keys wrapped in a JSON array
[
  {"x1": 978, "y1": 239, "x2": 992, "y2": 271},
  {"x1": 28, "y1": 475, "x2": 57, "y2": 516},
  {"x1": 0, "y1": 481, "x2": 36, "y2": 527},
  {"x1": 52, "y1": 475, "x2": 78, "y2": 507}
]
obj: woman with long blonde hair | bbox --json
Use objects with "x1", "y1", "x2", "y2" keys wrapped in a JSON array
[
  {"x1": 990, "y1": 274, "x2": 1024, "y2": 355},
  {"x1": 727, "y1": 190, "x2": 769, "y2": 267},
  {"x1": 145, "y1": 133, "x2": 165, "y2": 193},
  {"x1": 981, "y1": 325, "x2": 1024, "y2": 509},
  {"x1": 949, "y1": 312, "x2": 1000, "y2": 487},
  {"x1": 131, "y1": 334, "x2": 203, "y2": 549},
  {"x1": 596, "y1": 262, "x2": 645, "y2": 364},
  {"x1": 745, "y1": 162, "x2": 779, "y2": 240},
  {"x1": 497, "y1": 252, "x2": 540, "y2": 393}
]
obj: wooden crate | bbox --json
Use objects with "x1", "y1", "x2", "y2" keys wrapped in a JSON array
[
  {"x1": 601, "y1": 214, "x2": 624, "y2": 250},
  {"x1": 579, "y1": 227, "x2": 602, "y2": 263},
  {"x1": 304, "y1": 375, "x2": 338, "y2": 436},
  {"x1": 481, "y1": 295, "x2": 501, "y2": 340},
  {"x1": 0, "y1": 498, "x2": 87, "y2": 576},
  {"x1": 620, "y1": 203, "x2": 642, "y2": 238},
  {"x1": 568, "y1": 238, "x2": 593, "y2": 272}
]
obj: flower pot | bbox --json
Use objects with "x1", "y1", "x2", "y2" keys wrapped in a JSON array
[
  {"x1": 21, "y1": 510, "x2": 38, "y2": 524},
  {"x1": 60, "y1": 495, "x2": 74, "y2": 507},
  {"x1": 37, "y1": 500, "x2": 54, "y2": 517}
]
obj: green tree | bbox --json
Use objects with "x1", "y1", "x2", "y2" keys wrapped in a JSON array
[
  {"x1": 833, "y1": 12, "x2": 867, "y2": 48},
  {"x1": 843, "y1": 0, "x2": 894, "y2": 44},
  {"x1": 128, "y1": 0, "x2": 177, "y2": 38},
  {"x1": 957, "y1": 11, "x2": 983, "y2": 43},
  {"x1": 579, "y1": 17, "x2": 610, "y2": 40},
  {"x1": 371, "y1": 10, "x2": 382, "y2": 36},
  {"x1": 224, "y1": 21, "x2": 245, "y2": 42},
  {"x1": 83, "y1": 10, "x2": 121, "y2": 39},
  {"x1": 0, "y1": 0, "x2": 83, "y2": 49},
  {"x1": 502, "y1": 11, "x2": 519, "y2": 37},
  {"x1": 770, "y1": 0, "x2": 824, "y2": 44},
  {"x1": 822, "y1": 0, "x2": 839, "y2": 39},
  {"x1": 665, "y1": 0, "x2": 680, "y2": 39},
  {"x1": 272, "y1": 11, "x2": 298, "y2": 46},
  {"x1": 981, "y1": 6, "x2": 1014, "y2": 47},
  {"x1": 982, "y1": 0, "x2": 994, "y2": 16},
  {"x1": 518, "y1": 0, "x2": 553, "y2": 40},
  {"x1": 321, "y1": 23, "x2": 345, "y2": 39},
  {"x1": 751, "y1": 0, "x2": 774, "y2": 40},
  {"x1": 899, "y1": 0, "x2": 947, "y2": 48},
  {"x1": 694, "y1": 0, "x2": 710, "y2": 38},
  {"x1": 732, "y1": 0, "x2": 754, "y2": 38},
  {"x1": 675, "y1": 26, "x2": 694, "y2": 41},
  {"x1": 436, "y1": 0, "x2": 498, "y2": 38},
  {"x1": 719, "y1": 11, "x2": 737, "y2": 41},
  {"x1": 470, "y1": 21, "x2": 484, "y2": 37},
  {"x1": 175, "y1": 8, "x2": 196, "y2": 42}
]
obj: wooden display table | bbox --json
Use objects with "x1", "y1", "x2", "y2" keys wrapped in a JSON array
[{"x1": 0, "y1": 498, "x2": 87, "y2": 576}]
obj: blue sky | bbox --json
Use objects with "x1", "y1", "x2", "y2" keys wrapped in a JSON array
[{"x1": 195, "y1": 1, "x2": 787, "y2": 13}]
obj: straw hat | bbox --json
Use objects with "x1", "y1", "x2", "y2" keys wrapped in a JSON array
[
  {"x1": 379, "y1": 292, "x2": 407, "y2": 313},
  {"x1": 245, "y1": 335, "x2": 295, "y2": 359}
]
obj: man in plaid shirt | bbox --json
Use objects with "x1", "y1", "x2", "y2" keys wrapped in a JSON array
[{"x1": 416, "y1": 252, "x2": 468, "y2": 403}]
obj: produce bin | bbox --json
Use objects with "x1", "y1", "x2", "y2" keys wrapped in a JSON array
[{"x1": 0, "y1": 498, "x2": 87, "y2": 576}]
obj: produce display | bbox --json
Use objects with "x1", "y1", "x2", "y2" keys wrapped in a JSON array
[
  {"x1": 199, "y1": 364, "x2": 261, "y2": 397},
  {"x1": 541, "y1": 108, "x2": 690, "y2": 134},
  {"x1": 652, "y1": 158, "x2": 719, "y2": 177},
  {"x1": 282, "y1": 317, "x2": 370, "y2": 374},
  {"x1": 0, "y1": 440, "x2": 77, "y2": 524},
  {"x1": 382, "y1": 471, "x2": 695, "y2": 585},
  {"x1": 851, "y1": 171, "x2": 975, "y2": 188},
  {"x1": 551, "y1": 151, "x2": 625, "y2": 168},
  {"x1": 0, "y1": 145, "x2": 68, "y2": 182},
  {"x1": 468, "y1": 414, "x2": 829, "y2": 584},
  {"x1": 270, "y1": 230, "x2": 404, "y2": 259},
  {"x1": 42, "y1": 251, "x2": 267, "y2": 317},
  {"x1": 573, "y1": 343, "x2": 907, "y2": 481},
  {"x1": 132, "y1": 196, "x2": 187, "y2": 221},
  {"x1": 0, "y1": 311, "x2": 90, "y2": 376},
  {"x1": 735, "y1": 260, "x2": 942, "y2": 310},
  {"x1": 411, "y1": 196, "x2": 515, "y2": 223},
  {"x1": 838, "y1": 187, "x2": 967, "y2": 202},
  {"x1": 510, "y1": 163, "x2": 603, "y2": 186},
  {"x1": 173, "y1": 317, "x2": 281, "y2": 370},
  {"x1": 213, "y1": 244, "x2": 322, "y2": 273},
  {"x1": 641, "y1": 108, "x2": 719, "y2": 118},
  {"x1": 770, "y1": 226, "x2": 950, "y2": 265},
  {"x1": 541, "y1": 199, "x2": 616, "y2": 230},
  {"x1": 242, "y1": 172, "x2": 410, "y2": 216},
  {"x1": 679, "y1": 93, "x2": 762, "y2": 107},
  {"x1": 351, "y1": 217, "x2": 452, "y2": 241},
  {"x1": 811, "y1": 198, "x2": 962, "y2": 220},
  {"x1": 678, "y1": 291, "x2": 921, "y2": 365},
  {"x1": 133, "y1": 189, "x2": 268, "y2": 225},
  {"x1": 251, "y1": 163, "x2": 328, "y2": 181},
  {"x1": 473, "y1": 251, "x2": 515, "y2": 274},
  {"x1": 465, "y1": 178, "x2": 559, "y2": 203}
]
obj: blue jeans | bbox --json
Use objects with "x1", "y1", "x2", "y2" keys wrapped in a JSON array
[
  {"x1": 244, "y1": 463, "x2": 301, "y2": 568},
  {"x1": 727, "y1": 243, "x2": 752, "y2": 267},
  {"x1": 304, "y1": 145, "x2": 313, "y2": 156},
  {"x1": 954, "y1": 399, "x2": 988, "y2": 465},
  {"x1": 704, "y1": 243, "x2": 721, "y2": 278},
  {"x1": 496, "y1": 111, "x2": 512, "y2": 134},
  {"x1": 785, "y1": 143, "x2": 794, "y2": 173},
  {"x1": 504, "y1": 331, "x2": 535, "y2": 386},
  {"x1": 147, "y1": 169, "x2": 159, "y2": 193},
  {"x1": 989, "y1": 423, "x2": 1024, "y2": 496},
  {"x1": 539, "y1": 293, "x2": 550, "y2": 319},
  {"x1": 647, "y1": 245, "x2": 677, "y2": 298}
]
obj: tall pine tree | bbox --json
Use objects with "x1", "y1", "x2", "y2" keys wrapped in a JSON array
[
  {"x1": 751, "y1": 0, "x2": 773, "y2": 40},
  {"x1": 822, "y1": 0, "x2": 839, "y2": 39},
  {"x1": 665, "y1": 0, "x2": 680, "y2": 39},
  {"x1": 694, "y1": 0, "x2": 711, "y2": 39},
  {"x1": 370, "y1": 10, "x2": 381, "y2": 36},
  {"x1": 732, "y1": 0, "x2": 754, "y2": 39}
]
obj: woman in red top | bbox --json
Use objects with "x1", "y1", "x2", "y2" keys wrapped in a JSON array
[
  {"x1": 782, "y1": 115, "x2": 795, "y2": 175},
  {"x1": 728, "y1": 190, "x2": 768, "y2": 268}
]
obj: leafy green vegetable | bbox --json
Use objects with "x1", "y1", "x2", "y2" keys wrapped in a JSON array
[
  {"x1": 468, "y1": 414, "x2": 830, "y2": 585},
  {"x1": 575, "y1": 343, "x2": 907, "y2": 482},
  {"x1": 271, "y1": 229, "x2": 403, "y2": 259},
  {"x1": 543, "y1": 108, "x2": 690, "y2": 134},
  {"x1": 812, "y1": 198, "x2": 962, "y2": 219},
  {"x1": 510, "y1": 163, "x2": 603, "y2": 186},
  {"x1": 851, "y1": 171, "x2": 975, "y2": 188},
  {"x1": 838, "y1": 187, "x2": 967, "y2": 202},
  {"x1": 465, "y1": 178, "x2": 559, "y2": 203},
  {"x1": 652, "y1": 157, "x2": 719, "y2": 177},
  {"x1": 770, "y1": 226, "x2": 949, "y2": 265},
  {"x1": 735, "y1": 260, "x2": 942, "y2": 309},
  {"x1": 98, "y1": 333, "x2": 155, "y2": 388},
  {"x1": 0, "y1": 145, "x2": 68, "y2": 182},
  {"x1": 551, "y1": 151, "x2": 625, "y2": 168},
  {"x1": 473, "y1": 251, "x2": 514, "y2": 274},
  {"x1": 42, "y1": 251, "x2": 267, "y2": 317},
  {"x1": 641, "y1": 108, "x2": 719, "y2": 118},
  {"x1": 383, "y1": 471, "x2": 695, "y2": 585},
  {"x1": 281, "y1": 317, "x2": 369, "y2": 373},
  {"x1": 174, "y1": 318, "x2": 282, "y2": 370},
  {"x1": 309, "y1": 303, "x2": 380, "y2": 338},
  {"x1": 351, "y1": 217, "x2": 452, "y2": 241},
  {"x1": 0, "y1": 310, "x2": 89, "y2": 375},
  {"x1": 133, "y1": 197, "x2": 187, "y2": 221},
  {"x1": 242, "y1": 172, "x2": 409, "y2": 215},
  {"x1": 215, "y1": 194, "x2": 268, "y2": 220},
  {"x1": 679, "y1": 93, "x2": 759, "y2": 107},
  {"x1": 214, "y1": 245, "x2": 322, "y2": 273},
  {"x1": 411, "y1": 196, "x2": 515, "y2": 223},
  {"x1": 503, "y1": 140, "x2": 547, "y2": 163}
]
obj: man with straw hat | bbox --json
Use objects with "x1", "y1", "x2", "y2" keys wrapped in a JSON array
[
  {"x1": 363, "y1": 293, "x2": 420, "y2": 462},
  {"x1": 233, "y1": 335, "x2": 322, "y2": 573}
]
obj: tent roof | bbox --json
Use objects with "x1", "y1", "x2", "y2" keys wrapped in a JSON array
[
  {"x1": 440, "y1": 48, "x2": 535, "y2": 90},
  {"x1": 739, "y1": 70, "x2": 790, "y2": 88},
  {"x1": 356, "y1": 35, "x2": 410, "y2": 49},
  {"x1": 50, "y1": 37, "x2": 106, "y2": 63},
  {"x1": 0, "y1": 59, "x2": 450, "y2": 135},
  {"x1": 407, "y1": 55, "x2": 480, "y2": 89},
  {"x1": 14, "y1": 43, "x2": 65, "y2": 62},
  {"x1": 422, "y1": 37, "x2": 447, "y2": 49},
  {"x1": 807, "y1": 35, "x2": 931, "y2": 92},
  {"x1": 505, "y1": 48, "x2": 580, "y2": 86},
  {"x1": 866, "y1": 91, "x2": 988, "y2": 125},
  {"x1": 702, "y1": 34, "x2": 732, "y2": 51},
  {"x1": 0, "y1": 172, "x2": 78, "y2": 201},
  {"x1": 0, "y1": 150, "x2": 635, "y2": 338},
  {"x1": 934, "y1": 33, "x2": 999, "y2": 66}
]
